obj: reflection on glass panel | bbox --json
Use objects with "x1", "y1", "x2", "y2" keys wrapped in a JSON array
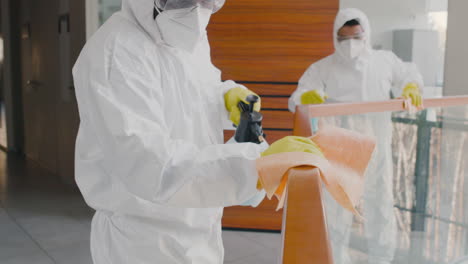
[{"x1": 315, "y1": 105, "x2": 468, "y2": 263}]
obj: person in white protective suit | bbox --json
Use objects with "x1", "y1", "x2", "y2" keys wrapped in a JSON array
[
  {"x1": 72, "y1": 0, "x2": 324, "y2": 263},
  {"x1": 289, "y1": 8, "x2": 424, "y2": 264}
]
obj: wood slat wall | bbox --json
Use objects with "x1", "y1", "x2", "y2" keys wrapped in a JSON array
[
  {"x1": 224, "y1": 129, "x2": 290, "y2": 146},
  {"x1": 210, "y1": 0, "x2": 338, "y2": 230},
  {"x1": 208, "y1": 0, "x2": 337, "y2": 83},
  {"x1": 242, "y1": 83, "x2": 297, "y2": 96}
]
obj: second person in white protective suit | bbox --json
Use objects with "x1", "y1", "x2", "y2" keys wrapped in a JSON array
[
  {"x1": 289, "y1": 8, "x2": 424, "y2": 264},
  {"x1": 72, "y1": 0, "x2": 324, "y2": 263}
]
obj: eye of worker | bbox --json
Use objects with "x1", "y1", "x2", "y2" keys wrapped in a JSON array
[{"x1": 337, "y1": 19, "x2": 365, "y2": 42}]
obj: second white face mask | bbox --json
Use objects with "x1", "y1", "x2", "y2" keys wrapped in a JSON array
[
  {"x1": 156, "y1": 6, "x2": 212, "y2": 53},
  {"x1": 340, "y1": 39, "x2": 366, "y2": 59}
]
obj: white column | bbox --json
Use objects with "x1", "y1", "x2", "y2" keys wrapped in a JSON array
[
  {"x1": 85, "y1": 0, "x2": 100, "y2": 39},
  {"x1": 444, "y1": 0, "x2": 468, "y2": 96}
]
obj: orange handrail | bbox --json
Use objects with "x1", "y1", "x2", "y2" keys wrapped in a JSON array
[
  {"x1": 279, "y1": 105, "x2": 333, "y2": 263},
  {"x1": 299, "y1": 96, "x2": 468, "y2": 119},
  {"x1": 280, "y1": 167, "x2": 333, "y2": 264}
]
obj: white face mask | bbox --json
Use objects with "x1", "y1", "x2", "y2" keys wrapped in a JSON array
[
  {"x1": 156, "y1": 6, "x2": 212, "y2": 53},
  {"x1": 339, "y1": 39, "x2": 366, "y2": 60}
]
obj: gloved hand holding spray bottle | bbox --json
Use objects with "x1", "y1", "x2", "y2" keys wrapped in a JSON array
[{"x1": 224, "y1": 87, "x2": 268, "y2": 206}]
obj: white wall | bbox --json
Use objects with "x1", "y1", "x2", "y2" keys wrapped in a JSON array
[
  {"x1": 340, "y1": 0, "x2": 445, "y2": 51},
  {"x1": 444, "y1": 0, "x2": 468, "y2": 96}
]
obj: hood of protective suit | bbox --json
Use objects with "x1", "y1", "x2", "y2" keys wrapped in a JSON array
[
  {"x1": 122, "y1": 0, "x2": 163, "y2": 43},
  {"x1": 333, "y1": 8, "x2": 372, "y2": 61}
]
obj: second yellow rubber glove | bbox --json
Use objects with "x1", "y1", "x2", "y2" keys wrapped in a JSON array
[
  {"x1": 300, "y1": 89, "x2": 327, "y2": 105},
  {"x1": 258, "y1": 136, "x2": 324, "y2": 190},
  {"x1": 225, "y1": 87, "x2": 261, "y2": 126},
  {"x1": 262, "y1": 136, "x2": 324, "y2": 158},
  {"x1": 401, "y1": 83, "x2": 422, "y2": 107}
]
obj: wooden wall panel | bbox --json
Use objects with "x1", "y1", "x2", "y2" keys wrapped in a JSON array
[
  {"x1": 262, "y1": 111, "x2": 293, "y2": 129},
  {"x1": 223, "y1": 199, "x2": 283, "y2": 231},
  {"x1": 261, "y1": 97, "x2": 289, "y2": 110},
  {"x1": 245, "y1": 83, "x2": 297, "y2": 96},
  {"x1": 20, "y1": 0, "x2": 60, "y2": 173},
  {"x1": 208, "y1": 0, "x2": 337, "y2": 83},
  {"x1": 211, "y1": 0, "x2": 339, "y2": 230},
  {"x1": 224, "y1": 129, "x2": 292, "y2": 145},
  {"x1": 17, "y1": 0, "x2": 85, "y2": 184}
]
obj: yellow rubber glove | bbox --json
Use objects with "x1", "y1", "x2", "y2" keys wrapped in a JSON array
[
  {"x1": 258, "y1": 136, "x2": 324, "y2": 190},
  {"x1": 261, "y1": 136, "x2": 324, "y2": 158},
  {"x1": 225, "y1": 87, "x2": 261, "y2": 126},
  {"x1": 300, "y1": 89, "x2": 327, "y2": 105},
  {"x1": 401, "y1": 83, "x2": 422, "y2": 107}
]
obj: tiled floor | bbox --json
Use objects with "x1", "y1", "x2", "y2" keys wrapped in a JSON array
[{"x1": 0, "y1": 152, "x2": 281, "y2": 264}]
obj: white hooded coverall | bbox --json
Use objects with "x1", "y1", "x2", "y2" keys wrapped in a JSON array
[
  {"x1": 72, "y1": 0, "x2": 263, "y2": 263},
  {"x1": 289, "y1": 8, "x2": 424, "y2": 264}
]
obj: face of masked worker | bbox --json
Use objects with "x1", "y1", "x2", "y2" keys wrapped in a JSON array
[
  {"x1": 156, "y1": 5, "x2": 212, "y2": 52},
  {"x1": 336, "y1": 24, "x2": 367, "y2": 60}
]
